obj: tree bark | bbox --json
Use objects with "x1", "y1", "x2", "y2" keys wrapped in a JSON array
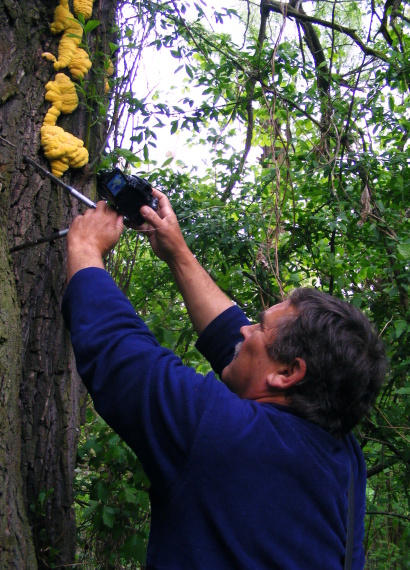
[
  {"x1": 0, "y1": 228, "x2": 37, "y2": 567},
  {"x1": 0, "y1": 0, "x2": 117, "y2": 566}
]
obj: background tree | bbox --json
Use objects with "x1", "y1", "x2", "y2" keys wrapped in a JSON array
[{"x1": 0, "y1": 0, "x2": 117, "y2": 566}]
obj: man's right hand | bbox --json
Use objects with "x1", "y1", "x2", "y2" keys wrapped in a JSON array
[{"x1": 139, "y1": 189, "x2": 190, "y2": 264}]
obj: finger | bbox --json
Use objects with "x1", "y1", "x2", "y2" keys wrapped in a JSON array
[
  {"x1": 69, "y1": 213, "x2": 83, "y2": 231},
  {"x1": 138, "y1": 225, "x2": 155, "y2": 239},
  {"x1": 139, "y1": 205, "x2": 165, "y2": 229},
  {"x1": 95, "y1": 200, "x2": 122, "y2": 224},
  {"x1": 151, "y1": 189, "x2": 174, "y2": 214},
  {"x1": 95, "y1": 200, "x2": 108, "y2": 211},
  {"x1": 151, "y1": 188, "x2": 165, "y2": 200}
]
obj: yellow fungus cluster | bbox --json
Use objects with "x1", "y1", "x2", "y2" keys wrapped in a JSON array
[
  {"x1": 42, "y1": 0, "x2": 84, "y2": 72},
  {"x1": 43, "y1": 73, "x2": 79, "y2": 125},
  {"x1": 40, "y1": 73, "x2": 88, "y2": 176},
  {"x1": 41, "y1": 125, "x2": 89, "y2": 177},
  {"x1": 73, "y1": 0, "x2": 95, "y2": 20},
  {"x1": 68, "y1": 48, "x2": 93, "y2": 80},
  {"x1": 104, "y1": 58, "x2": 114, "y2": 93},
  {"x1": 38, "y1": 1, "x2": 109, "y2": 176}
]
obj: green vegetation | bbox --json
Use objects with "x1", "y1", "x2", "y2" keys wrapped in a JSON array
[{"x1": 73, "y1": 1, "x2": 409, "y2": 567}]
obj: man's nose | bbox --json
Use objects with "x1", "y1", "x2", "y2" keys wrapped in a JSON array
[{"x1": 240, "y1": 323, "x2": 256, "y2": 338}]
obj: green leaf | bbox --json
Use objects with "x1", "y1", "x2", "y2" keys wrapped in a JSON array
[
  {"x1": 115, "y1": 148, "x2": 141, "y2": 164},
  {"x1": 82, "y1": 500, "x2": 100, "y2": 519},
  {"x1": 397, "y1": 243, "x2": 410, "y2": 259},
  {"x1": 185, "y1": 234, "x2": 195, "y2": 247},
  {"x1": 394, "y1": 320, "x2": 408, "y2": 338},
  {"x1": 102, "y1": 507, "x2": 115, "y2": 528},
  {"x1": 121, "y1": 534, "x2": 147, "y2": 563},
  {"x1": 84, "y1": 20, "x2": 101, "y2": 34},
  {"x1": 124, "y1": 486, "x2": 138, "y2": 504},
  {"x1": 97, "y1": 481, "x2": 109, "y2": 502},
  {"x1": 161, "y1": 157, "x2": 174, "y2": 167}
]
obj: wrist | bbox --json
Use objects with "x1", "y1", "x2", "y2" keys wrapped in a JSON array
[
  {"x1": 67, "y1": 243, "x2": 104, "y2": 282},
  {"x1": 167, "y1": 245, "x2": 196, "y2": 272}
]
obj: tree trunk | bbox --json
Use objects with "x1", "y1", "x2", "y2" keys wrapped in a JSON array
[
  {"x1": 0, "y1": 0, "x2": 117, "y2": 566},
  {"x1": 0, "y1": 228, "x2": 37, "y2": 567}
]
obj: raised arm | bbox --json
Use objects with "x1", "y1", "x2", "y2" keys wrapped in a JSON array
[
  {"x1": 66, "y1": 201, "x2": 124, "y2": 282},
  {"x1": 140, "y1": 189, "x2": 233, "y2": 335}
]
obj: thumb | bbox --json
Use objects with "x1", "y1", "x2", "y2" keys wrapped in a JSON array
[
  {"x1": 116, "y1": 215, "x2": 124, "y2": 235},
  {"x1": 140, "y1": 205, "x2": 164, "y2": 229}
]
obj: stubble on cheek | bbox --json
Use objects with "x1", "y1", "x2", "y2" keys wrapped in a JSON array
[
  {"x1": 222, "y1": 341, "x2": 243, "y2": 384},
  {"x1": 233, "y1": 341, "x2": 243, "y2": 360}
]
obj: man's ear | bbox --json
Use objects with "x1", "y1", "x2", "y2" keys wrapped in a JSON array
[{"x1": 266, "y1": 358, "x2": 306, "y2": 390}]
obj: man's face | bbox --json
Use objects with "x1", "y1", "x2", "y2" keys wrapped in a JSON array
[{"x1": 221, "y1": 301, "x2": 297, "y2": 401}]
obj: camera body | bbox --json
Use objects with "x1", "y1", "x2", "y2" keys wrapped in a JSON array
[{"x1": 97, "y1": 168, "x2": 158, "y2": 225}]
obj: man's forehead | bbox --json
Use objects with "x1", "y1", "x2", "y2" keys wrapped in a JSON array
[{"x1": 261, "y1": 300, "x2": 296, "y2": 325}]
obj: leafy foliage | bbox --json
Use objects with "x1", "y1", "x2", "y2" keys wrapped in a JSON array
[{"x1": 75, "y1": 407, "x2": 150, "y2": 568}]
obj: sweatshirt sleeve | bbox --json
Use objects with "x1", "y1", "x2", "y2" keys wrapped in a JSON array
[
  {"x1": 62, "y1": 267, "x2": 223, "y2": 496},
  {"x1": 195, "y1": 305, "x2": 250, "y2": 377}
]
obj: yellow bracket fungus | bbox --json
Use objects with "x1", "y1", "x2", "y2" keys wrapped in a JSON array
[
  {"x1": 43, "y1": 73, "x2": 79, "y2": 126},
  {"x1": 41, "y1": 74, "x2": 88, "y2": 176},
  {"x1": 106, "y1": 59, "x2": 114, "y2": 77},
  {"x1": 42, "y1": 0, "x2": 83, "y2": 71},
  {"x1": 73, "y1": 0, "x2": 96, "y2": 20},
  {"x1": 104, "y1": 59, "x2": 114, "y2": 93},
  {"x1": 41, "y1": 125, "x2": 89, "y2": 177},
  {"x1": 39, "y1": 1, "x2": 94, "y2": 177},
  {"x1": 68, "y1": 48, "x2": 92, "y2": 80}
]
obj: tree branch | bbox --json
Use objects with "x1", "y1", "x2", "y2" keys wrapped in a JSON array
[
  {"x1": 261, "y1": 0, "x2": 389, "y2": 61},
  {"x1": 378, "y1": 0, "x2": 395, "y2": 46},
  {"x1": 222, "y1": 0, "x2": 271, "y2": 200},
  {"x1": 366, "y1": 510, "x2": 410, "y2": 522},
  {"x1": 366, "y1": 456, "x2": 400, "y2": 478},
  {"x1": 289, "y1": 0, "x2": 330, "y2": 95}
]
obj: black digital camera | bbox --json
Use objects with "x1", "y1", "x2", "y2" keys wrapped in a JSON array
[{"x1": 97, "y1": 168, "x2": 159, "y2": 226}]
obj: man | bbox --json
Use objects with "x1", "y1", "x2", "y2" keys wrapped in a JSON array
[{"x1": 62, "y1": 191, "x2": 386, "y2": 569}]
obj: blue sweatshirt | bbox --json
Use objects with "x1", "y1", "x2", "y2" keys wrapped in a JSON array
[{"x1": 62, "y1": 268, "x2": 366, "y2": 569}]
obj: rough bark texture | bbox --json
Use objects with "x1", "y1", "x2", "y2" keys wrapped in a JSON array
[
  {"x1": 0, "y1": 0, "x2": 117, "y2": 566},
  {"x1": 0, "y1": 229, "x2": 37, "y2": 568}
]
